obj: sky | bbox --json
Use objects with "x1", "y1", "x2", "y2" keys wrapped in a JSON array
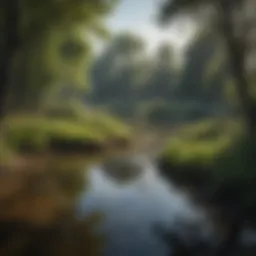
[{"x1": 106, "y1": 0, "x2": 196, "y2": 52}]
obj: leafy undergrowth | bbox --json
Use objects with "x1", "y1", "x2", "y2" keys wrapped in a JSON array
[
  {"x1": 158, "y1": 118, "x2": 243, "y2": 188},
  {"x1": 2, "y1": 112, "x2": 131, "y2": 155},
  {"x1": 159, "y1": 118, "x2": 256, "y2": 225}
]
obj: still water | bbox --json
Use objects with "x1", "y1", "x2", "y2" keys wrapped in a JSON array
[{"x1": 77, "y1": 156, "x2": 215, "y2": 256}]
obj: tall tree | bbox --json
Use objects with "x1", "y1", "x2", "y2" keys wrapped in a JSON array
[
  {"x1": 160, "y1": 0, "x2": 256, "y2": 135},
  {"x1": 1, "y1": 0, "x2": 19, "y2": 118},
  {"x1": 144, "y1": 43, "x2": 178, "y2": 100},
  {"x1": 178, "y1": 29, "x2": 218, "y2": 100},
  {"x1": 0, "y1": 0, "x2": 116, "y2": 118},
  {"x1": 178, "y1": 27, "x2": 229, "y2": 108},
  {"x1": 159, "y1": 0, "x2": 256, "y2": 254},
  {"x1": 91, "y1": 33, "x2": 180, "y2": 118},
  {"x1": 91, "y1": 32, "x2": 148, "y2": 117}
]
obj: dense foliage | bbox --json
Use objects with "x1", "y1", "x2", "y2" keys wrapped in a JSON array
[{"x1": 1, "y1": 0, "x2": 116, "y2": 114}]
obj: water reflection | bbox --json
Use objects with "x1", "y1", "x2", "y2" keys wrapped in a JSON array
[{"x1": 78, "y1": 158, "x2": 214, "y2": 256}]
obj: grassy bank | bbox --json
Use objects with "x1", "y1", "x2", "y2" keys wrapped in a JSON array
[
  {"x1": 2, "y1": 113, "x2": 130, "y2": 152},
  {"x1": 158, "y1": 118, "x2": 256, "y2": 226},
  {"x1": 0, "y1": 110, "x2": 133, "y2": 255},
  {"x1": 158, "y1": 119, "x2": 241, "y2": 186},
  {"x1": 0, "y1": 109, "x2": 132, "y2": 170}
]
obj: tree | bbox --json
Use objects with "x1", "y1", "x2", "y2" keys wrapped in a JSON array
[
  {"x1": 6, "y1": 29, "x2": 94, "y2": 112},
  {"x1": 0, "y1": 0, "x2": 116, "y2": 118},
  {"x1": 159, "y1": 0, "x2": 256, "y2": 255},
  {"x1": 1, "y1": 0, "x2": 19, "y2": 118},
  {"x1": 91, "y1": 32, "x2": 149, "y2": 117},
  {"x1": 178, "y1": 29, "x2": 217, "y2": 100},
  {"x1": 91, "y1": 32, "x2": 182, "y2": 120},
  {"x1": 143, "y1": 43, "x2": 178, "y2": 101},
  {"x1": 160, "y1": 0, "x2": 256, "y2": 135},
  {"x1": 177, "y1": 26, "x2": 231, "y2": 116},
  {"x1": 91, "y1": 27, "x2": 232, "y2": 123}
]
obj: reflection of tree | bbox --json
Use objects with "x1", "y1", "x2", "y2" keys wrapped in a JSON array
[
  {"x1": 0, "y1": 213, "x2": 104, "y2": 256},
  {"x1": 154, "y1": 222, "x2": 214, "y2": 256},
  {"x1": 0, "y1": 162, "x2": 104, "y2": 256},
  {"x1": 54, "y1": 213, "x2": 104, "y2": 256}
]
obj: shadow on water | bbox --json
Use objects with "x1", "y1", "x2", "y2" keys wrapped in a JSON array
[{"x1": 0, "y1": 154, "x2": 102, "y2": 256}]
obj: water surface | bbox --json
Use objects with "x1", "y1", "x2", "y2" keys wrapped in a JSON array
[{"x1": 78, "y1": 157, "x2": 214, "y2": 256}]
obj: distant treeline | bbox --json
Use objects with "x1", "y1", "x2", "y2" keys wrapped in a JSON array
[{"x1": 89, "y1": 29, "x2": 236, "y2": 125}]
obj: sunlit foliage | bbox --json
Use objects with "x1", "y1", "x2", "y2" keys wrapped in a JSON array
[{"x1": 2, "y1": 0, "x2": 117, "y2": 112}]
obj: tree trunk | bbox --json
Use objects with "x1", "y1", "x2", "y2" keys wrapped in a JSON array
[
  {"x1": 0, "y1": 0, "x2": 20, "y2": 120},
  {"x1": 218, "y1": 0, "x2": 256, "y2": 135}
]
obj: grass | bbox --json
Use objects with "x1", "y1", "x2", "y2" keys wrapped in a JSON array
[
  {"x1": 159, "y1": 118, "x2": 243, "y2": 187},
  {"x1": 0, "y1": 110, "x2": 131, "y2": 159},
  {"x1": 162, "y1": 119, "x2": 241, "y2": 166}
]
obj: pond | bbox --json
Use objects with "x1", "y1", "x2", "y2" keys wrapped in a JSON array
[{"x1": 77, "y1": 155, "x2": 215, "y2": 256}]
